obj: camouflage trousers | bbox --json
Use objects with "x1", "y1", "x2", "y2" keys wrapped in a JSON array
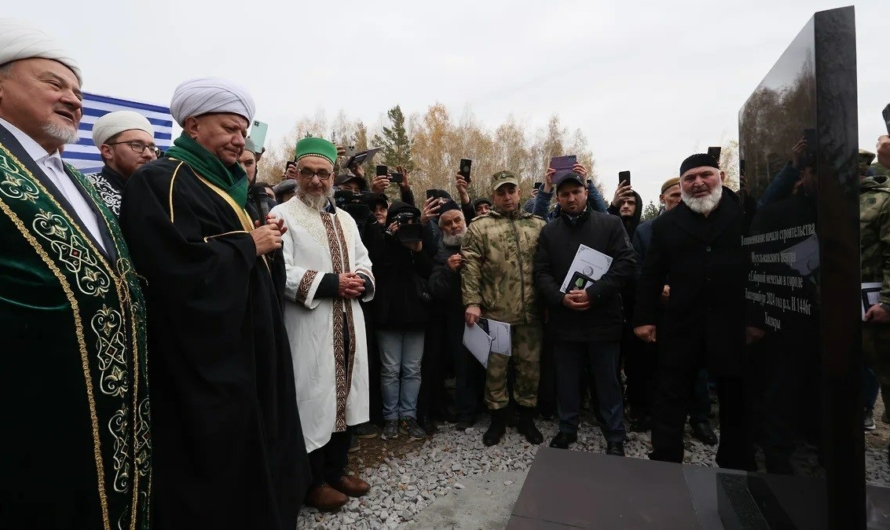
[
  {"x1": 864, "y1": 323, "x2": 890, "y2": 386},
  {"x1": 485, "y1": 323, "x2": 543, "y2": 410}
]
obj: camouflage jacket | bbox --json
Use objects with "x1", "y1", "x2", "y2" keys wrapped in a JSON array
[
  {"x1": 861, "y1": 176, "x2": 890, "y2": 305},
  {"x1": 460, "y1": 208, "x2": 546, "y2": 324}
]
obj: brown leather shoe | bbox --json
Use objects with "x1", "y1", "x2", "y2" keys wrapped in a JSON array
[
  {"x1": 332, "y1": 475, "x2": 370, "y2": 498},
  {"x1": 305, "y1": 483, "x2": 348, "y2": 512}
]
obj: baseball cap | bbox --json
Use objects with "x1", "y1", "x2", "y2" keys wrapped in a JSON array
[{"x1": 491, "y1": 171, "x2": 519, "y2": 192}]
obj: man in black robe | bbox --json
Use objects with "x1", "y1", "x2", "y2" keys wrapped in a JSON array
[
  {"x1": 634, "y1": 153, "x2": 755, "y2": 471},
  {"x1": 120, "y1": 77, "x2": 310, "y2": 529}
]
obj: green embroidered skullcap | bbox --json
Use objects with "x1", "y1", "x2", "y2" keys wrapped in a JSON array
[{"x1": 295, "y1": 137, "x2": 337, "y2": 165}]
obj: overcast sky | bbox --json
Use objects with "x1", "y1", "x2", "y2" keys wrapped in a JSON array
[{"x1": 13, "y1": 0, "x2": 889, "y2": 203}]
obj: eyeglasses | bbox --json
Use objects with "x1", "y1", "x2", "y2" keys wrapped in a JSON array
[
  {"x1": 107, "y1": 141, "x2": 160, "y2": 157},
  {"x1": 298, "y1": 168, "x2": 333, "y2": 181}
]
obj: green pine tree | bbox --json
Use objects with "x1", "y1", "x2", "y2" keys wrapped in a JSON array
[
  {"x1": 373, "y1": 105, "x2": 415, "y2": 171},
  {"x1": 641, "y1": 201, "x2": 661, "y2": 221}
]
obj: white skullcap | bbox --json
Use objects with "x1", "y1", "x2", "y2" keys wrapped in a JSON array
[
  {"x1": 91, "y1": 111, "x2": 154, "y2": 146},
  {"x1": 170, "y1": 77, "x2": 255, "y2": 126},
  {"x1": 0, "y1": 19, "x2": 82, "y2": 85}
]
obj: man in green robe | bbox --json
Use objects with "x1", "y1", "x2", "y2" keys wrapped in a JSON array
[{"x1": 0, "y1": 19, "x2": 151, "y2": 530}]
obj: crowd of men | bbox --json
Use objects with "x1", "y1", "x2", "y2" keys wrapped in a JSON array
[{"x1": 3, "y1": 18, "x2": 890, "y2": 530}]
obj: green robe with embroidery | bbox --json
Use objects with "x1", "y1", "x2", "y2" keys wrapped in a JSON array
[{"x1": 0, "y1": 125, "x2": 150, "y2": 530}]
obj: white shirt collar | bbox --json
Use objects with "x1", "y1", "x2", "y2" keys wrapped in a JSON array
[{"x1": 0, "y1": 116, "x2": 61, "y2": 164}]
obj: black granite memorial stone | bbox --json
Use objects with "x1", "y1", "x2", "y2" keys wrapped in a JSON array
[{"x1": 737, "y1": 5, "x2": 863, "y2": 528}]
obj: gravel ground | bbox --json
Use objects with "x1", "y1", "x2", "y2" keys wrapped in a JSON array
[{"x1": 297, "y1": 399, "x2": 890, "y2": 529}]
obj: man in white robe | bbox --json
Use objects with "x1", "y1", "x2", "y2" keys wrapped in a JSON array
[{"x1": 271, "y1": 137, "x2": 375, "y2": 512}]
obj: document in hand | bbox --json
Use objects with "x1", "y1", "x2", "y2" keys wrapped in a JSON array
[
  {"x1": 862, "y1": 282, "x2": 882, "y2": 320},
  {"x1": 560, "y1": 244, "x2": 613, "y2": 293},
  {"x1": 486, "y1": 319, "x2": 512, "y2": 356},
  {"x1": 463, "y1": 323, "x2": 493, "y2": 368}
]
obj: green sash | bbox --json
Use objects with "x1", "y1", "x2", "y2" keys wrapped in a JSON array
[{"x1": 0, "y1": 142, "x2": 150, "y2": 530}]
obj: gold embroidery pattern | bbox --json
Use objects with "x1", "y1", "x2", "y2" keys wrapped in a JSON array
[
  {"x1": 33, "y1": 210, "x2": 112, "y2": 297},
  {"x1": 320, "y1": 213, "x2": 349, "y2": 431},
  {"x1": 108, "y1": 407, "x2": 131, "y2": 493},
  {"x1": 92, "y1": 306, "x2": 129, "y2": 397},
  {"x1": 0, "y1": 166, "x2": 40, "y2": 202},
  {"x1": 134, "y1": 397, "x2": 151, "y2": 477},
  {"x1": 333, "y1": 215, "x2": 358, "y2": 392},
  {"x1": 0, "y1": 145, "x2": 151, "y2": 529},
  {"x1": 0, "y1": 197, "x2": 112, "y2": 529},
  {"x1": 296, "y1": 270, "x2": 318, "y2": 304}
]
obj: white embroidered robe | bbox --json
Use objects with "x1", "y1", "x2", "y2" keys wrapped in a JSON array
[{"x1": 271, "y1": 198, "x2": 375, "y2": 453}]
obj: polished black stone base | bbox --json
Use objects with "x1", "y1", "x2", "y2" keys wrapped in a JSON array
[{"x1": 507, "y1": 448, "x2": 890, "y2": 529}]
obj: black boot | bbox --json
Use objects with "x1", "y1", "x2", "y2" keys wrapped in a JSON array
[
  {"x1": 483, "y1": 408, "x2": 507, "y2": 447},
  {"x1": 516, "y1": 405, "x2": 544, "y2": 445}
]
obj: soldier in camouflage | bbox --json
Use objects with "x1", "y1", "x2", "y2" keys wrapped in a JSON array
[
  {"x1": 861, "y1": 146, "x2": 890, "y2": 450},
  {"x1": 461, "y1": 170, "x2": 547, "y2": 446}
]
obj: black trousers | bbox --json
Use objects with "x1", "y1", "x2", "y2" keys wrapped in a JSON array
[
  {"x1": 417, "y1": 314, "x2": 450, "y2": 421},
  {"x1": 445, "y1": 311, "x2": 483, "y2": 421},
  {"x1": 537, "y1": 331, "x2": 558, "y2": 414},
  {"x1": 651, "y1": 368, "x2": 755, "y2": 471},
  {"x1": 307, "y1": 431, "x2": 351, "y2": 488},
  {"x1": 624, "y1": 332, "x2": 657, "y2": 417},
  {"x1": 554, "y1": 339, "x2": 626, "y2": 443}
]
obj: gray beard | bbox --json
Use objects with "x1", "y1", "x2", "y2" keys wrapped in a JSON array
[
  {"x1": 298, "y1": 189, "x2": 333, "y2": 212},
  {"x1": 682, "y1": 184, "x2": 723, "y2": 215},
  {"x1": 442, "y1": 232, "x2": 465, "y2": 247},
  {"x1": 42, "y1": 122, "x2": 79, "y2": 145}
]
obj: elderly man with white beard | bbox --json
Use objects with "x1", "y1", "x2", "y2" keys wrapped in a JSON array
[
  {"x1": 634, "y1": 153, "x2": 755, "y2": 471},
  {"x1": 270, "y1": 136, "x2": 376, "y2": 512},
  {"x1": 429, "y1": 204, "x2": 484, "y2": 430}
]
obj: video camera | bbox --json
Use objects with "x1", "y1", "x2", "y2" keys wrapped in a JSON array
[
  {"x1": 334, "y1": 190, "x2": 379, "y2": 231},
  {"x1": 390, "y1": 210, "x2": 423, "y2": 244}
]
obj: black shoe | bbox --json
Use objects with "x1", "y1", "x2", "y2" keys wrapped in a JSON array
[
  {"x1": 516, "y1": 405, "x2": 544, "y2": 445},
  {"x1": 455, "y1": 419, "x2": 474, "y2": 432},
  {"x1": 417, "y1": 417, "x2": 438, "y2": 436},
  {"x1": 483, "y1": 409, "x2": 507, "y2": 446},
  {"x1": 690, "y1": 421, "x2": 718, "y2": 446},
  {"x1": 607, "y1": 442, "x2": 626, "y2": 457},
  {"x1": 348, "y1": 436, "x2": 360, "y2": 453},
  {"x1": 351, "y1": 422, "x2": 380, "y2": 439},
  {"x1": 549, "y1": 432, "x2": 577, "y2": 449}
]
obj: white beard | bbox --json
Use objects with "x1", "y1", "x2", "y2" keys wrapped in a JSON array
[
  {"x1": 442, "y1": 231, "x2": 465, "y2": 247},
  {"x1": 298, "y1": 188, "x2": 333, "y2": 211},
  {"x1": 682, "y1": 184, "x2": 723, "y2": 215},
  {"x1": 42, "y1": 122, "x2": 79, "y2": 145}
]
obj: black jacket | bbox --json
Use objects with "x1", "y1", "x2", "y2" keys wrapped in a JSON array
[
  {"x1": 534, "y1": 206, "x2": 636, "y2": 342},
  {"x1": 370, "y1": 233, "x2": 434, "y2": 330},
  {"x1": 429, "y1": 240, "x2": 463, "y2": 311},
  {"x1": 634, "y1": 188, "x2": 747, "y2": 376}
]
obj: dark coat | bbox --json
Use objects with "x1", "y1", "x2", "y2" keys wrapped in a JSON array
[
  {"x1": 429, "y1": 239, "x2": 463, "y2": 310},
  {"x1": 534, "y1": 206, "x2": 636, "y2": 342},
  {"x1": 634, "y1": 187, "x2": 747, "y2": 376},
  {"x1": 370, "y1": 232, "x2": 434, "y2": 331}
]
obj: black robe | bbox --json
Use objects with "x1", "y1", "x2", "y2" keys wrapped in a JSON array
[{"x1": 119, "y1": 157, "x2": 310, "y2": 529}]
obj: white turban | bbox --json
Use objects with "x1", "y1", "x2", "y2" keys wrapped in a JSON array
[
  {"x1": 170, "y1": 77, "x2": 255, "y2": 126},
  {"x1": 91, "y1": 111, "x2": 154, "y2": 146},
  {"x1": 0, "y1": 19, "x2": 82, "y2": 85}
]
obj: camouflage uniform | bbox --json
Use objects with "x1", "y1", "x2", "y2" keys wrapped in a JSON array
[
  {"x1": 461, "y1": 174, "x2": 546, "y2": 410},
  {"x1": 861, "y1": 175, "x2": 890, "y2": 383}
]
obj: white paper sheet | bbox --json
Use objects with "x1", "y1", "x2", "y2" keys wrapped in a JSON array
[
  {"x1": 560, "y1": 244, "x2": 613, "y2": 293},
  {"x1": 463, "y1": 323, "x2": 493, "y2": 368},
  {"x1": 486, "y1": 319, "x2": 512, "y2": 357},
  {"x1": 862, "y1": 282, "x2": 882, "y2": 320}
]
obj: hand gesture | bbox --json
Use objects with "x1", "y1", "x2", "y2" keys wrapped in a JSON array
[
  {"x1": 447, "y1": 253, "x2": 463, "y2": 271},
  {"x1": 396, "y1": 166, "x2": 410, "y2": 190},
  {"x1": 634, "y1": 325, "x2": 657, "y2": 343},
  {"x1": 543, "y1": 168, "x2": 556, "y2": 193},
  {"x1": 791, "y1": 137, "x2": 807, "y2": 169},
  {"x1": 338, "y1": 272, "x2": 366, "y2": 299},
  {"x1": 251, "y1": 222, "x2": 283, "y2": 256},
  {"x1": 561, "y1": 290, "x2": 591, "y2": 311},
  {"x1": 455, "y1": 174, "x2": 471, "y2": 204},
  {"x1": 465, "y1": 304, "x2": 481, "y2": 326},
  {"x1": 864, "y1": 304, "x2": 890, "y2": 324},
  {"x1": 370, "y1": 175, "x2": 390, "y2": 194},
  {"x1": 877, "y1": 135, "x2": 890, "y2": 169},
  {"x1": 263, "y1": 215, "x2": 287, "y2": 235},
  {"x1": 612, "y1": 181, "x2": 633, "y2": 208},
  {"x1": 420, "y1": 197, "x2": 441, "y2": 226},
  {"x1": 572, "y1": 163, "x2": 588, "y2": 178}
]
